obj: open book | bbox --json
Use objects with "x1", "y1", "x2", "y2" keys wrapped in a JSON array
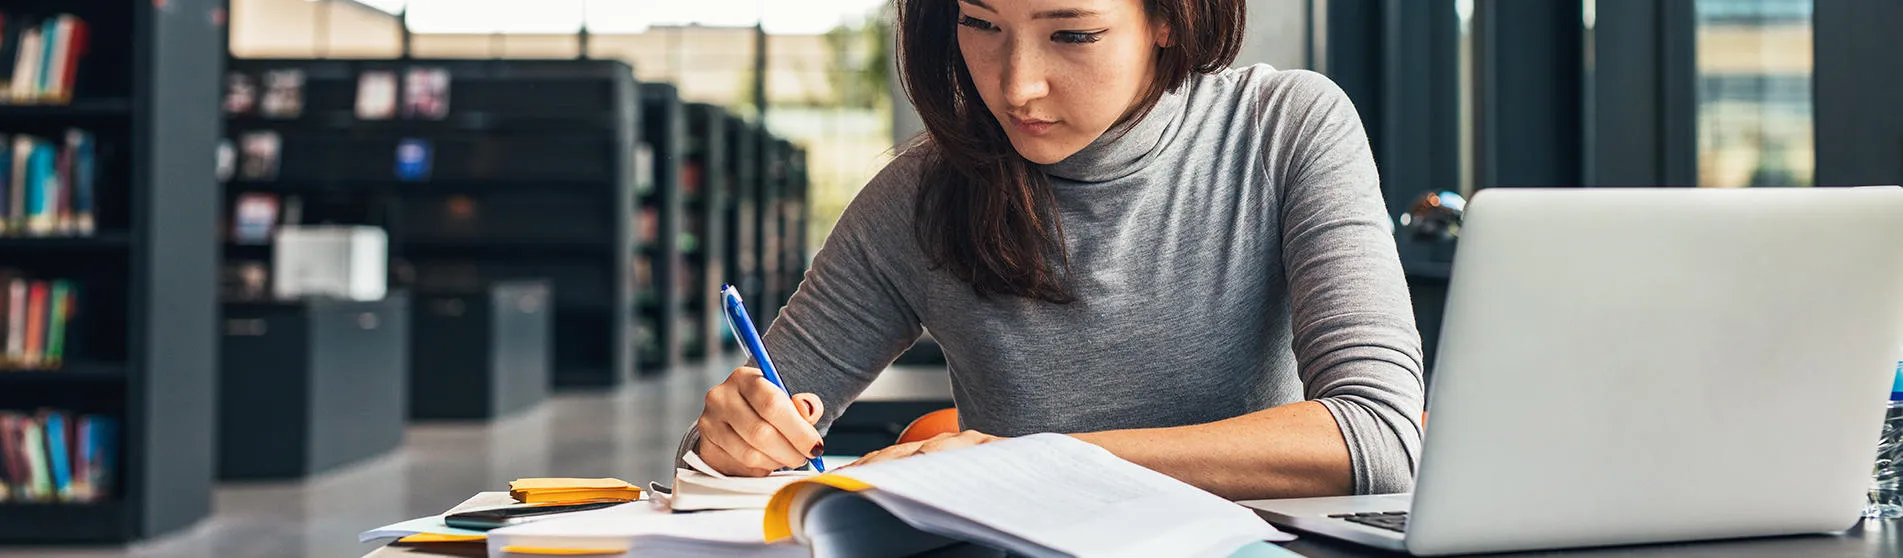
[{"x1": 489, "y1": 434, "x2": 1291, "y2": 557}]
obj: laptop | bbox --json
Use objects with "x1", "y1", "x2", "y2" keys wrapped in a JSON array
[{"x1": 1243, "y1": 187, "x2": 1903, "y2": 556}]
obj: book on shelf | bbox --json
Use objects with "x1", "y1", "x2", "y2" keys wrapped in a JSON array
[
  {"x1": 0, "y1": 129, "x2": 97, "y2": 237},
  {"x1": 0, "y1": 273, "x2": 76, "y2": 371},
  {"x1": 260, "y1": 69, "x2": 304, "y2": 119},
  {"x1": 223, "y1": 72, "x2": 257, "y2": 116},
  {"x1": 638, "y1": 206, "x2": 658, "y2": 245},
  {"x1": 220, "y1": 260, "x2": 271, "y2": 301},
  {"x1": 682, "y1": 162, "x2": 703, "y2": 197},
  {"x1": 0, "y1": 13, "x2": 89, "y2": 105},
  {"x1": 215, "y1": 138, "x2": 235, "y2": 183},
  {"x1": 355, "y1": 70, "x2": 397, "y2": 121},
  {"x1": 238, "y1": 131, "x2": 280, "y2": 181},
  {"x1": 395, "y1": 138, "x2": 432, "y2": 182},
  {"x1": 231, "y1": 192, "x2": 279, "y2": 245},
  {"x1": 0, "y1": 410, "x2": 115, "y2": 503},
  {"x1": 402, "y1": 67, "x2": 449, "y2": 120}
]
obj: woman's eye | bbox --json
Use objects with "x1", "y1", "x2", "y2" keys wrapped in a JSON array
[
  {"x1": 957, "y1": 15, "x2": 997, "y2": 32},
  {"x1": 1053, "y1": 30, "x2": 1105, "y2": 44}
]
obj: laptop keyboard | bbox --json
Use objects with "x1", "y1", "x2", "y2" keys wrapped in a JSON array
[{"x1": 1328, "y1": 511, "x2": 1408, "y2": 532}]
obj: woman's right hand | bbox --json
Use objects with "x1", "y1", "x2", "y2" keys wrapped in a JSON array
[{"x1": 695, "y1": 367, "x2": 826, "y2": 477}]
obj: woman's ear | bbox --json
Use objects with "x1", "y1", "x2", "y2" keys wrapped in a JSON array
[{"x1": 1153, "y1": 19, "x2": 1174, "y2": 48}]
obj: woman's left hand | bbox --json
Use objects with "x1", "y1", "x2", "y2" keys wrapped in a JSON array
[{"x1": 845, "y1": 430, "x2": 1005, "y2": 468}]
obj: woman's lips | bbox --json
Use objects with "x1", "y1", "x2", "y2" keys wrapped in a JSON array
[{"x1": 1009, "y1": 114, "x2": 1057, "y2": 135}]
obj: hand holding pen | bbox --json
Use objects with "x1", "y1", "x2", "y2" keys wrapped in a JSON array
[{"x1": 691, "y1": 285, "x2": 828, "y2": 477}]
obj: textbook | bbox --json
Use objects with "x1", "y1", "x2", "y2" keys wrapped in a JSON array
[{"x1": 487, "y1": 434, "x2": 1291, "y2": 557}]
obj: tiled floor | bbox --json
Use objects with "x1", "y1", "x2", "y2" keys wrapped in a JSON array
[{"x1": 11, "y1": 358, "x2": 740, "y2": 558}]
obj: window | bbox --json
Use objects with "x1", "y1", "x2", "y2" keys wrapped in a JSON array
[{"x1": 1695, "y1": 0, "x2": 1814, "y2": 187}]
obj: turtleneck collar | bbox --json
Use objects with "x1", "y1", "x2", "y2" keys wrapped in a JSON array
[{"x1": 1038, "y1": 82, "x2": 1190, "y2": 184}]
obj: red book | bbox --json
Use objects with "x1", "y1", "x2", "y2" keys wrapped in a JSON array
[
  {"x1": 22, "y1": 281, "x2": 45, "y2": 367},
  {"x1": 0, "y1": 412, "x2": 20, "y2": 499},
  {"x1": 56, "y1": 17, "x2": 85, "y2": 103}
]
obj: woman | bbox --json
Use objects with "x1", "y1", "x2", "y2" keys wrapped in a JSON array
[{"x1": 684, "y1": 0, "x2": 1424, "y2": 500}]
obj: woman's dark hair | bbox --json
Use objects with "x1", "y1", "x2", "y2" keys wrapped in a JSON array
[{"x1": 898, "y1": 0, "x2": 1245, "y2": 304}]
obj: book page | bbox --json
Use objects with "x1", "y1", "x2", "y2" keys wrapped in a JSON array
[{"x1": 829, "y1": 433, "x2": 1292, "y2": 558}]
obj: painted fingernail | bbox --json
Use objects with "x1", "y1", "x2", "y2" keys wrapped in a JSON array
[{"x1": 810, "y1": 442, "x2": 825, "y2": 458}]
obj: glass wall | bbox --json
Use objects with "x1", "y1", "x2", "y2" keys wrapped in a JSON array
[{"x1": 1695, "y1": 0, "x2": 1814, "y2": 187}]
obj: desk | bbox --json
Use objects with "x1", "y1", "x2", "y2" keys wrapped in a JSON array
[
  {"x1": 366, "y1": 491, "x2": 1897, "y2": 557},
  {"x1": 1273, "y1": 519, "x2": 1897, "y2": 557}
]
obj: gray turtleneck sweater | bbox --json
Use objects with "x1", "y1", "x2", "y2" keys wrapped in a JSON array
[{"x1": 711, "y1": 65, "x2": 1424, "y2": 495}]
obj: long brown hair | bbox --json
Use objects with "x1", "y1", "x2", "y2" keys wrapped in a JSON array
[{"x1": 898, "y1": 0, "x2": 1246, "y2": 304}]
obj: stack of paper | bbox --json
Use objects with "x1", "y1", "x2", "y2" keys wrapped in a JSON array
[
  {"x1": 486, "y1": 501, "x2": 805, "y2": 557},
  {"x1": 768, "y1": 434, "x2": 1295, "y2": 558},
  {"x1": 655, "y1": 451, "x2": 818, "y2": 511},
  {"x1": 509, "y1": 477, "x2": 642, "y2": 503}
]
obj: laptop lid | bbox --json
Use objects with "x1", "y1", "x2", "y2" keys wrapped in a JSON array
[{"x1": 1405, "y1": 187, "x2": 1903, "y2": 556}]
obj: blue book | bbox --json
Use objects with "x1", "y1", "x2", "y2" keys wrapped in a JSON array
[
  {"x1": 0, "y1": 133, "x2": 11, "y2": 232},
  {"x1": 41, "y1": 411, "x2": 71, "y2": 502},
  {"x1": 37, "y1": 18, "x2": 55, "y2": 98},
  {"x1": 395, "y1": 138, "x2": 432, "y2": 181},
  {"x1": 88, "y1": 415, "x2": 115, "y2": 499},
  {"x1": 26, "y1": 141, "x2": 53, "y2": 235},
  {"x1": 67, "y1": 130, "x2": 93, "y2": 235}
]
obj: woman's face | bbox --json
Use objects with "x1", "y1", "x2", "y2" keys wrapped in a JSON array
[{"x1": 955, "y1": 0, "x2": 1166, "y2": 165}]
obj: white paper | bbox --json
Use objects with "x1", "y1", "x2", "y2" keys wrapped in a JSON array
[
  {"x1": 821, "y1": 433, "x2": 1294, "y2": 558},
  {"x1": 672, "y1": 451, "x2": 821, "y2": 510},
  {"x1": 486, "y1": 504, "x2": 804, "y2": 558}
]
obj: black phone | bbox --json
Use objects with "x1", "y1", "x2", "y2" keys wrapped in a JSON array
[{"x1": 443, "y1": 499, "x2": 630, "y2": 531}]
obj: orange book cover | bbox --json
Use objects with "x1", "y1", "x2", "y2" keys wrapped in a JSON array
[{"x1": 22, "y1": 280, "x2": 44, "y2": 367}]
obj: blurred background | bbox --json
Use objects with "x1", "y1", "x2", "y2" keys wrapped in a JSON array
[{"x1": 0, "y1": 0, "x2": 1893, "y2": 556}]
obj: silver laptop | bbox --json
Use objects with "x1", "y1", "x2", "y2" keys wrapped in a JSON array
[{"x1": 1244, "y1": 187, "x2": 1903, "y2": 556}]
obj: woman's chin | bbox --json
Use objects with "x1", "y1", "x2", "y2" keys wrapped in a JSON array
[{"x1": 1008, "y1": 137, "x2": 1085, "y2": 166}]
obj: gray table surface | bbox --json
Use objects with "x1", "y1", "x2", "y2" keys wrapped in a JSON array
[
  {"x1": 1273, "y1": 518, "x2": 1898, "y2": 557},
  {"x1": 369, "y1": 491, "x2": 1899, "y2": 557},
  {"x1": 369, "y1": 368, "x2": 1897, "y2": 557}
]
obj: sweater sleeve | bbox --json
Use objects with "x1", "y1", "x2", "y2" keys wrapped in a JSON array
[
  {"x1": 676, "y1": 151, "x2": 930, "y2": 467},
  {"x1": 1267, "y1": 71, "x2": 1427, "y2": 495}
]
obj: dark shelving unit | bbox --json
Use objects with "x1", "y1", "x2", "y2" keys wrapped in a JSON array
[
  {"x1": 0, "y1": 0, "x2": 222, "y2": 544},
  {"x1": 635, "y1": 84, "x2": 684, "y2": 374},
  {"x1": 779, "y1": 145, "x2": 811, "y2": 309},
  {"x1": 681, "y1": 103, "x2": 729, "y2": 361},
  {"x1": 722, "y1": 115, "x2": 762, "y2": 342},
  {"x1": 756, "y1": 135, "x2": 787, "y2": 326},
  {"x1": 222, "y1": 58, "x2": 639, "y2": 389}
]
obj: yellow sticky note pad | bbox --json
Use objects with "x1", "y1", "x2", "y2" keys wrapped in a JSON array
[
  {"x1": 397, "y1": 533, "x2": 487, "y2": 543},
  {"x1": 499, "y1": 545, "x2": 626, "y2": 556},
  {"x1": 508, "y1": 478, "x2": 642, "y2": 503},
  {"x1": 509, "y1": 478, "x2": 634, "y2": 491},
  {"x1": 510, "y1": 488, "x2": 643, "y2": 503}
]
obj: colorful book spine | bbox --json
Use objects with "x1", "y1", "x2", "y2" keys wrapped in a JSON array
[
  {"x1": 35, "y1": 18, "x2": 54, "y2": 101},
  {"x1": 21, "y1": 280, "x2": 43, "y2": 367},
  {"x1": 71, "y1": 415, "x2": 90, "y2": 500},
  {"x1": 62, "y1": 18, "x2": 88, "y2": 103},
  {"x1": 5, "y1": 278, "x2": 22, "y2": 362},
  {"x1": 0, "y1": 413, "x2": 17, "y2": 501},
  {"x1": 86, "y1": 415, "x2": 114, "y2": 501},
  {"x1": 42, "y1": 410, "x2": 70, "y2": 502},
  {"x1": 44, "y1": 279, "x2": 67, "y2": 365},
  {"x1": 0, "y1": 132, "x2": 9, "y2": 233},
  {"x1": 24, "y1": 138, "x2": 51, "y2": 236},
  {"x1": 12, "y1": 26, "x2": 37, "y2": 103},
  {"x1": 68, "y1": 129, "x2": 92, "y2": 235},
  {"x1": 53, "y1": 131, "x2": 70, "y2": 233},
  {"x1": 9, "y1": 135, "x2": 27, "y2": 234},
  {"x1": 19, "y1": 415, "x2": 47, "y2": 501}
]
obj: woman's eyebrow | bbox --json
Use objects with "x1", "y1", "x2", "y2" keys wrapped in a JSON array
[{"x1": 958, "y1": 0, "x2": 1103, "y2": 20}]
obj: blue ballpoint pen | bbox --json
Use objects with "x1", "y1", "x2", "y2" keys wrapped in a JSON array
[{"x1": 720, "y1": 284, "x2": 827, "y2": 472}]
